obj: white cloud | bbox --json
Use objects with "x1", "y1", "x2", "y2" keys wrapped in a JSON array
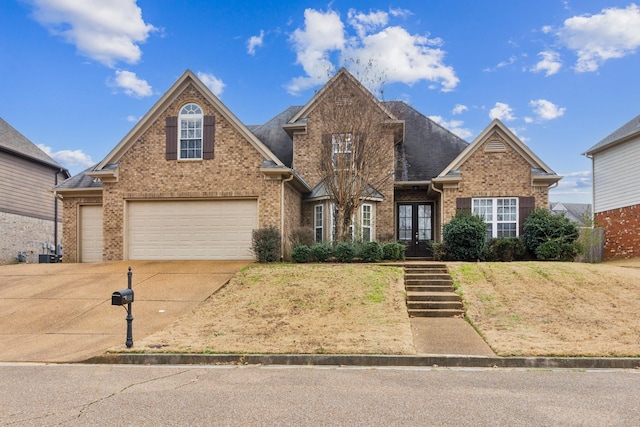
[
  {"x1": 389, "y1": 7, "x2": 412, "y2": 18},
  {"x1": 557, "y1": 4, "x2": 640, "y2": 72},
  {"x1": 489, "y1": 102, "x2": 515, "y2": 121},
  {"x1": 452, "y1": 104, "x2": 468, "y2": 115},
  {"x1": 428, "y1": 116, "x2": 473, "y2": 140},
  {"x1": 529, "y1": 99, "x2": 566, "y2": 121},
  {"x1": 109, "y1": 70, "x2": 152, "y2": 97},
  {"x1": 197, "y1": 71, "x2": 225, "y2": 97},
  {"x1": 531, "y1": 50, "x2": 562, "y2": 76},
  {"x1": 287, "y1": 9, "x2": 346, "y2": 94},
  {"x1": 541, "y1": 25, "x2": 553, "y2": 34},
  {"x1": 29, "y1": 0, "x2": 156, "y2": 67},
  {"x1": 37, "y1": 144, "x2": 94, "y2": 170},
  {"x1": 126, "y1": 115, "x2": 138, "y2": 123},
  {"x1": 347, "y1": 9, "x2": 389, "y2": 38},
  {"x1": 287, "y1": 8, "x2": 458, "y2": 95},
  {"x1": 247, "y1": 30, "x2": 264, "y2": 55}
]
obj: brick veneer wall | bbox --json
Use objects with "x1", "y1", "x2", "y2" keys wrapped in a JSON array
[
  {"x1": 64, "y1": 83, "x2": 286, "y2": 262},
  {"x1": 595, "y1": 204, "x2": 640, "y2": 260},
  {"x1": 292, "y1": 80, "x2": 396, "y2": 241},
  {"x1": 0, "y1": 211, "x2": 62, "y2": 264},
  {"x1": 441, "y1": 132, "x2": 550, "y2": 223}
]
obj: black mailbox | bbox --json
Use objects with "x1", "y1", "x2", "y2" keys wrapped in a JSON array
[{"x1": 112, "y1": 288, "x2": 134, "y2": 305}]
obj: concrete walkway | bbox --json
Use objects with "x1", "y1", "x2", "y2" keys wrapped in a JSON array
[
  {"x1": 0, "y1": 261, "x2": 250, "y2": 362},
  {"x1": 411, "y1": 318, "x2": 495, "y2": 356}
]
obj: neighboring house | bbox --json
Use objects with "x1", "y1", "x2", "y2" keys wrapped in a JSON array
[
  {"x1": 54, "y1": 69, "x2": 561, "y2": 262},
  {"x1": 550, "y1": 202, "x2": 592, "y2": 225},
  {"x1": 0, "y1": 117, "x2": 70, "y2": 264},
  {"x1": 584, "y1": 113, "x2": 640, "y2": 260}
]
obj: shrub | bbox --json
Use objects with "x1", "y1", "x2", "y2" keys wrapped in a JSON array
[
  {"x1": 486, "y1": 238, "x2": 527, "y2": 262},
  {"x1": 251, "y1": 226, "x2": 281, "y2": 263},
  {"x1": 535, "y1": 239, "x2": 580, "y2": 261},
  {"x1": 442, "y1": 213, "x2": 487, "y2": 261},
  {"x1": 432, "y1": 242, "x2": 446, "y2": 261},
  {"x1": 522, "y1": 209, "x2": 580, "y2": 261},
  {"x1": 290, "y1": 227, "x2": 315, "y2": 248},
  {"x1": 310, "y1": 242, "x2": 333, "y2": 262},
  {"x1": 382, "y1": 242, "x2": 405, "y2": 261},
  {"x1": 334, "y1": 242, "x2": 355, "y2": 263},
  {"x1": 291, "y1": 245, "x2": 311, "y2": 263},
  {"x1": 360, "y1": 241, "x2": 383, "y2": 262}
]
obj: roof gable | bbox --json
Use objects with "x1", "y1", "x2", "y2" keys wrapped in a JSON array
[
  {"x1": 288, "y1": 68, "x2": 397, "y2": 124},
  {"x1": 437, "y1": 119, "x2": 557, "y2": 177},
  {"x1": 95, "y1": 70, "x2": 284, "y2": 171},
  {"x1": 584, "y1": 113, "x2": 640, "y2": 156}
]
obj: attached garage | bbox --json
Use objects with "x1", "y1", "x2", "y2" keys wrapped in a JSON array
[
  {"x1": 79, "y1": 205, "x2": 103, "y2": 263},
  {"x1": 126, "y1": 199, "x2": 258, "y2": 260}
]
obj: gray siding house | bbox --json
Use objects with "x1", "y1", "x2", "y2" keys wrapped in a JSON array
[{"x1": 0, "y1": 117, "x2": 70, "y2": 264}]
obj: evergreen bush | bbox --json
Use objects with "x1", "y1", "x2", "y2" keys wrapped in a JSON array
[
  {"x1": 442, "y1": 213, "x2": 487, "y2": 261},
  {"x1": 251, "y1": 226, "x2": 281, "y2": 263}
]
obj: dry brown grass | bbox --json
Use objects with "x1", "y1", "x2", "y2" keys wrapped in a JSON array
[
  {"x1": 448, "y1": 261, "x2": 640, "y2": 357},
  {"x1": 133, "y1": 264, "x2": 414, "y2": 355},
  {"x1": 127, "y1": 261, "x2": 640, "y2": 357}
]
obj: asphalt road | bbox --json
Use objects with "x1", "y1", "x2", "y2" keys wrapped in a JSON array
[{"x1": 1, "y1": 364, "x2": 639, "y2": 426}]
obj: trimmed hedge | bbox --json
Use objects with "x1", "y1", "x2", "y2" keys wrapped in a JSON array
[{"x1": 251, "y1": 226, "x2": 281, "y2": 263}]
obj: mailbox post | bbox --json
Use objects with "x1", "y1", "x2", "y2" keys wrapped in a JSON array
[{"x1": 111, "y1": 267, "x2": 134, "y2": 348}]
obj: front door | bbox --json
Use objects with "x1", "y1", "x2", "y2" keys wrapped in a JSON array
[{"x1": 397, "y1": 202, "x2": 434, "y2": 258}]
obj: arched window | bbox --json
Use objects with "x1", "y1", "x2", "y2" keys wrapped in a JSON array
[{"x1": 179, "y1": 103, "x2": 203, "y2": 159}]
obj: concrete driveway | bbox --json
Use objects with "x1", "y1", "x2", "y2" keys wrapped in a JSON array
[{"x1": 0, "y1": 260, "x2": 250, "y2": 363}]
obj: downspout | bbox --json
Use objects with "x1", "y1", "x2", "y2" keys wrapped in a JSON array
[
  {"x1": 281, "y1": 172, "x2": 295, "y2": 261},
  {"x1": 431, "y1": 183, "x2": 444, "y2": 243},
  {"x1": 54, "y1": 171, "x2": 59, "y2": 257}
]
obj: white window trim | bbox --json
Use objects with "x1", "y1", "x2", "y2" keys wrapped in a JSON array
[
  {"x1": 178, "y1": 103, "x2": 203, "y2": 160},
  {"x1": 362, "y1": 204, "x2": 372, "y2": 242},
  {"x1": 472, "y1": 197, "x2": 519, "y2": 239},
  {"x1": 331, "y1": 133, "x2": 353, "y2": 170},
  {"x1": 314, "y1": 204, "x2": 323, "y2": 243}
]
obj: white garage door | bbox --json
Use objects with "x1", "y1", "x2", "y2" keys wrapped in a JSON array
[
  {"x1": 80, "y1": 205, "x2": 103, "y2": 263},
  {"x1": 127, "y1": 200, "x2": 258, "y2": 260}
]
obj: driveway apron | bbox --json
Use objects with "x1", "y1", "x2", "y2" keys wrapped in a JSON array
[{"x1": 0, "y1": 261, "x2": 250, "y2": 363}]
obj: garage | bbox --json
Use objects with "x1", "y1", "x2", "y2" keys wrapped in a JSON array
[
  {"x1": 79, "y1": 205, "x2": 103, "y2": 263},
  {"x1": 126, "y1": 199, "x2": 258, "y2": 260}
]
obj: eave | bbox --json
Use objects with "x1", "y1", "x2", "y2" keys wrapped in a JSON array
[{"x1": 86, "y1": 167, "x2": 118, "y2": 183}]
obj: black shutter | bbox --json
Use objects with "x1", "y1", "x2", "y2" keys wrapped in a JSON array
[
  {"x1": 456, "y1": 197, "x2": 471, "y2": 216},
  {"x1": 519, "y1": 196, "x2": 535, "y2": 236},
  {"x1": 203, "y1": 115, "x2": 215, "y2": 160},
  {"x1": 165, "y1": 116, "x2": 177, "y2": 160},
  {"x1": 321, "y1": 134, "x2": 331, "y2": 172}
]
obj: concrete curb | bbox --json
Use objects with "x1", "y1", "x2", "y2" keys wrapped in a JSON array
[{"x1": 83, "y1": 353, "x2": 640, "y2": 370}]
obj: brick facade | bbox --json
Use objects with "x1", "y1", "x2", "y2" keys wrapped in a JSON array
[
  {"x1": 441, "y1": 132, "x2": 549, "y2": 223},
  {"x1": 595, "y1": 204, "x2": 640, "y2": 260}
]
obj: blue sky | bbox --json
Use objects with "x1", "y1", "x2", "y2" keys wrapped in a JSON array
[{"x1": 2, "y1": 1, "x2": 640, "y2": 204}]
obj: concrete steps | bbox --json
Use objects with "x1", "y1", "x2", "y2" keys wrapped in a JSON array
[{"x1": 404, "y1": 263, "x2": 464, "y2": 318}]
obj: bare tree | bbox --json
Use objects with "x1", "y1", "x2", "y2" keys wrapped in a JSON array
[{"x1": 316, "y1": 66, "x2": 398, "y2": 242}]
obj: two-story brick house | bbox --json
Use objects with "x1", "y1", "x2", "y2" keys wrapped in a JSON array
[{"x1": 55, "y1": 69, "x2": 561, "y2": 262}]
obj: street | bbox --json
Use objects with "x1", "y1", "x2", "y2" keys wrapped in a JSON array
[{"x1": 1, "y1": 364, "x2": 639, "y2": 426}]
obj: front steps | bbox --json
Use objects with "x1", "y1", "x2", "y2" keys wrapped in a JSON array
[{"x1": 404, "y1": 263, "x2": 464, "y2": 318}]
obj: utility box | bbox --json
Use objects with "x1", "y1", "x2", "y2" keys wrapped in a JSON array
[
  {"x1": 38, "y1": 254, "x2": 57, "y2": 263},
  {"x1": 111, "y1": 289, "x2": 134, "y2": 305}
]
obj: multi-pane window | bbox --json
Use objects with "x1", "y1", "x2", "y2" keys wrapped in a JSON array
[
  {"x1": 179, "y1": 103, "x2": 203, "y2": 159},
  {"x1": 332, "y1": 133, "x2": 352, "y2": 169},
  {"x1": 473, "y1": 198, "x2": 518, "y2": 240},
  {"x1": 362, "y1": 204, "x2": 372, "y2": 242},
  {"x1": 398, "y1": 204, "x2": 412, "y2": 242},
  {"x1": 314, "y1": 205, "x2": 323, "y2": 243}
]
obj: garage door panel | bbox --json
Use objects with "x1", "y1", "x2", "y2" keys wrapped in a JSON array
[
  {"x1": 80, "y1": 205, "x2": 103, "y2": 263},
  {"x1": 127, "y1": 200, "x2": 258, "y2": 260}
]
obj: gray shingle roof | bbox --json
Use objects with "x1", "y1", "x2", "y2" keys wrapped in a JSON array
[
  {"x1": 249, "y1": 106, "x2": 303, "y2": 167},
  {"x1": 251, "y1": 101, "x2": 469, "y2": 182},
  {"x1": 54, "y1": 165, "x2": 103, "y2": 190},
  {"x1": 584, "y1": 113, "x2": 640, "y2": 155},
  {"x1": 387, "y1": 101, "x2": 469, "y2": 181},
  {"x1": 0, "y1": 117, "x2": 67, "y2": 171}
]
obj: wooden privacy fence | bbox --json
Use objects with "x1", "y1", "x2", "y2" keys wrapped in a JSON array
[{"x1": 576, "y1": 227, "x2": 604, "y2": 263}]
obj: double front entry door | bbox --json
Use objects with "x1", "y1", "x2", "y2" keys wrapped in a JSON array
[{"x1": 397, "y1": 202, "x2": 434, "y2": 258}]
